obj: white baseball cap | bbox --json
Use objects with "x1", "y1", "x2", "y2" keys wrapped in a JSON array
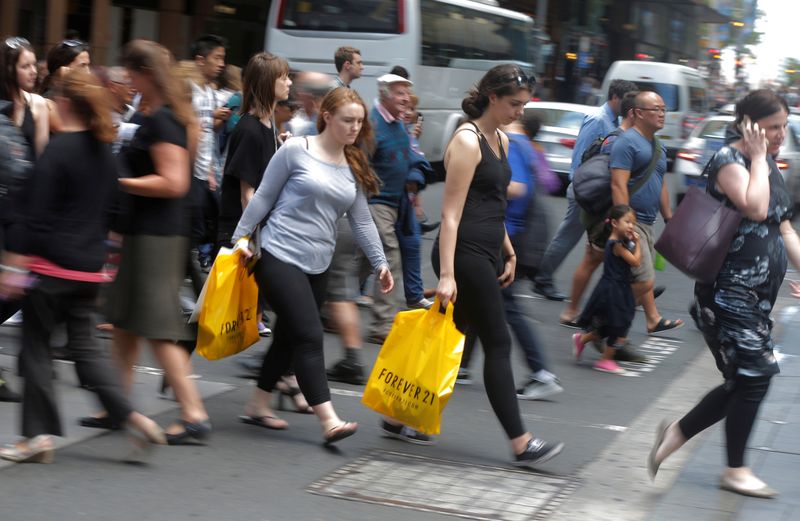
[{"x1": 377, "y1": 73, "x2": 413, "y2": 86}]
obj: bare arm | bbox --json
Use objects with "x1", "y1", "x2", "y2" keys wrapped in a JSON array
[
  {"x1": 240, "y1": 179, "x2": 256, "y2": 210},
  {"x1": 717, "y1": 118, "x2": 770, "y2": 221},
  {"x1": 659, "y1": 181, "x2": 672, "y2": 221},
  {"x1": 30, "y1": 94, "x2": 49, "y2": 158},
  {"x1": 435, "y1": 129, "x2": 481, "y2": 306},
  {"x1": 507, "y1": 181, "x2": 527, "y2": 200},
  {"x1": 119, "y1": 142, "x2": 190, "y2": 198},
  {"x1": 611, "y1": 168, "x2": 631, "y2": 206},
  {"x1": 781, "y1": 220, "x2": 800, "y2": 271}
]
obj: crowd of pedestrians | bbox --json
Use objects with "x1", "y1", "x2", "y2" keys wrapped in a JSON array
[{"x1": 0, "y1": 32, "x2": 798, "y2": 497}]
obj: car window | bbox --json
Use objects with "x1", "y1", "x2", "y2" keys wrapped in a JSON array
[
  {"x1": 631, "y1": 82, "x2": 680, "y2": 112},
  {"x1": 525, "y1": 108, "x2": 586, "y2": 129},
  {"x1": 699, "y1": 119, "x2": 730, "y2": 139}
]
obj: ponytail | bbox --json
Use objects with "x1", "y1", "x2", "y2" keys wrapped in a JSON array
[
  {"x1": 461, "y1": 89, "x2": 489, "y2": 119},
  {"x1": 60, "y1": 69, "x2": 115, "y2": 143}
]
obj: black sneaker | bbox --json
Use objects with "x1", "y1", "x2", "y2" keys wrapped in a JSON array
[
  {"x1": 327, "y1": 359, "x2": 365, "y2": 385},
  {"x1": 456, "y1": 368, "x2": 473, "y2": 385},
  {"x1": 533, "y1": 283, "x2": 566, "y2": 301},
  {"x1": 381, "y1": 420, "x2": 435, "y2": 445},
  {"x1": 512, "y1": 437, "x2": 564, "y2": 467},
  {"x1": 614, "y1": 345, "x2": 648, "y2": 363}
]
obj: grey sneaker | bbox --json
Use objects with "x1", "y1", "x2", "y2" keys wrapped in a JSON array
[
  {"x1": 456, "y1": 368, "x2": 473, "y2": 385},
  {"x1": 407, "y1": 298, "x2": 434, "y2": 310},
  {"x1": 516, "y1": 379, "x2": 564, "y2": 401},
  {"x1": 512, "y1": 438, "x2": 564, "y2": 467}
]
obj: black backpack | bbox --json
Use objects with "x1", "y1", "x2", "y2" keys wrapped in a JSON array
[
  {"x1": 0, "y1": 101, "x2": 32, "y2": 203},
  {"x1": 573, "y1": 132, "x2": 660, "y2": 216}
]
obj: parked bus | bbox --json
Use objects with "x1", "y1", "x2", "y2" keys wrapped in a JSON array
[{"x1": 265, "y1": 0, "x2": 535, "y2": 164}]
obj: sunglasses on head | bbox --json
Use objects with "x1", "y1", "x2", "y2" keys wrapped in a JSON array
[
  {"x1": 509, "y1": 70, "x2": 536, "y2": 89},
  {"x1": 4, "y1": 37, "x2": 30, "y2": 50},
  {"x1": 58, "y1": 39, "x2": 88, "y2": 50}
]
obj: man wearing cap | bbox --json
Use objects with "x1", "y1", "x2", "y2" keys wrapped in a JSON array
[{"x1": 359, "y1": 73, "x2": 412, "y2": 343}]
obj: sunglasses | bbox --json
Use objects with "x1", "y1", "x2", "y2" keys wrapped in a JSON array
[
  {"x1": 509, "y1": 71, "x2": 536, "y2": 89},
  {"x1": 4, "y1": 37, "x2": 30, "y2": 50}
]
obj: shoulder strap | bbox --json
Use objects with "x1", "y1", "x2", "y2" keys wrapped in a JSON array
[{"x1": 629, "y1": 136, "x2": 661, "y2": 196}]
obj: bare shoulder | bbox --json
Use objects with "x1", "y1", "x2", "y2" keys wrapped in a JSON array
[{"x1": 28, "y1": 94, "x2": 49, "y2": 114}]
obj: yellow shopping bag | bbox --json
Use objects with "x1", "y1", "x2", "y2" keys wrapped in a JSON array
[
  {"x1": 196, "y1": 248, "x2": 260, "y2": 360},
  {"x1": 361, "y1": 299, "x2": 464, "y2": 435}
]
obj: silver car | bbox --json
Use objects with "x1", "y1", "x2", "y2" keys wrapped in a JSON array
[
  {"x1": 673, "y1": 114, "x2": 800, "y2": 207},
  {"x1": 523, "y1": 101, "x2": 597, "y2": 192}
]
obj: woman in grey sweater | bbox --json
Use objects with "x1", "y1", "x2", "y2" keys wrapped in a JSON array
[{"x1": 233, "y1": 87, "x2": 393, "y2": 445}]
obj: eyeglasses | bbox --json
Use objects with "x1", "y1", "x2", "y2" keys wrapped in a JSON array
[
  {"x1": 4, "y1": 37, "x2": 30, "y2": 50},
  {"x1": 637, "y1": 107, "x2": 667, "y2": 114}
]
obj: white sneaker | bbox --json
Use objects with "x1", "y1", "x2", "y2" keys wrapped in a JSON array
[
  {"x1": 516, "y1": 379, "x2": 564, "y2": 401},
  {"x1": 407, "y1": 298, "x2": 433, "y2": 310}
]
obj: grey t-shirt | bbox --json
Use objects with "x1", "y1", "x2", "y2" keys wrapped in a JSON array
[{"x1": 232, "y1": 137, "x2": 387, "y2": 274}]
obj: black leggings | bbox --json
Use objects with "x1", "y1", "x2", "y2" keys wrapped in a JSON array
[
  {"x1": 253, "y1": 250, "x2": 330, "y2": 406},
  {"x1": 434, "y1": 248, "x2": 525, "y2": 439},
  {"x1": 678, "y1": 374, "x2": 771, "y2": 468}
]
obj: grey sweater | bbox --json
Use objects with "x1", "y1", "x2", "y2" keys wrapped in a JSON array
[{"x1": 232, "y1": 137, "x2": 387, "y2": 275}]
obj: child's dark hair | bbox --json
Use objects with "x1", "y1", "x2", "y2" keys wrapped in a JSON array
[{"x1": 605, "y1": 204, "x2": 634, "y2": 229}]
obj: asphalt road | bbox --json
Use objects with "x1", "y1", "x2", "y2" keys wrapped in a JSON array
[{"x1": 0, "y1": 183, "x2": 757, "y2": 521}]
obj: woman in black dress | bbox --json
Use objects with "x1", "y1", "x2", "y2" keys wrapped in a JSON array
[
  {"x1": 648, "y1": 90, "x2": 800, "y2": 497},
  {"x1": 433, "y1": 65, "x2": 562, "y2": 467}
]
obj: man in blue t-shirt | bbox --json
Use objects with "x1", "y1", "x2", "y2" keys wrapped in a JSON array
[{"x1": 610, "y1": 91, "x2": 683, "y2": 335}]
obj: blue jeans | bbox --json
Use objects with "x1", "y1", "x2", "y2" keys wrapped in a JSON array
[
  {"x1": 534, "y1": 183, "x2": 585, "y2": 288},
  {"x1": 461, "y1": 285, "x2": 549, "y2": 376},
  {"x1": 396, "y1": 204, "x2": 424, "y2": 304}
]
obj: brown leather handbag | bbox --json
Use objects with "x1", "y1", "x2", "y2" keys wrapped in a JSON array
[{"x1": 654, "y1": 185, "x2": 742, "y2": 284}]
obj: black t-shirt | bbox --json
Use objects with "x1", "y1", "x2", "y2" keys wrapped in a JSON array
[
  {"x1": 217, "y1": 114, "x2": 277, "y2": 244},
  {"x1": 118, "y1": 106, "x2": 189, "y2": 236},
  {"x1": 10, "y1": 131, "x2": 117, "y2": 272}
]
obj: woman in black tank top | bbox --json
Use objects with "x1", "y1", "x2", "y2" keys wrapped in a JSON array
[
  {"x1": 0, "y1": 37, "x2": 48, "y2": 159},
  {"x1": 432, "y1": 65, "x2": 563, "y2": 467}
]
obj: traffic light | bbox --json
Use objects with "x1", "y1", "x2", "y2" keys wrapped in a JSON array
[
  {"x1": 735, "y1": 56, "x2": 743, "y2": 75},
  {"x1": 708, "y1": 48, "x2": 721, "y2": 60}
]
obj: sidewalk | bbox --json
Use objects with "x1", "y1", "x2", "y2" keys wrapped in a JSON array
[{"x1": 647, "y1": 299, "x2": 800, "y2": 521}]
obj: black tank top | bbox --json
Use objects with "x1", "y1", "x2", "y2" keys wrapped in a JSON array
[{"x1": 452, "y1": 122, "x2": 511, "y2": 261}]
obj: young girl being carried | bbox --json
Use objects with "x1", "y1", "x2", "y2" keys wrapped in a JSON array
[{"x1": 572, "y1": 204, "x2": 641, "y2": 374}]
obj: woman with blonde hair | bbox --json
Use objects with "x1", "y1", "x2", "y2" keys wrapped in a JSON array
[
  {"x1": 99, "y1": 40, "x2": 210, "y2": 444},
  {"x1": 0, "y1": 69, "x2": 165, "y2": 463},
  {"x1": 233, "y1": 87, "x2": 393, "y2": 444}
]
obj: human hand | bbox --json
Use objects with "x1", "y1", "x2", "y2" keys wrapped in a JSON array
[
  {"x1": 214, "y1": 107, "x2": 232, "y2": 121},
  {"x1": 436, "y1": 276, "x2": 457, "y2": 307},
  {"x1": 377, "y1": 266, "x2": 394, "y2": 294},
  {"x1": 278, "y1": 131, "x2": 292, "y2": 144},
  {"x1": 0, "y1": 270, "x2": 29, "y2": 301},
  {"x1": 498, "y1": 255, "x2": 516, "y2": 288},
  {"x1": 208, "y1": 173, "x2": 217, "y2": 191},
  {"x1": 233, "y1": 238, "x2": 253, "y2": 261},
  {"x1": 790, "y1": 280, "x2": 800, "y2": 298},
  {"x1": 740, "y1": 115, "x2": 768, "y2": 161}
]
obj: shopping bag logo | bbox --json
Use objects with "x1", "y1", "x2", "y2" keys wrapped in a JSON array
[{"x1": 362, "y1": 300, "x2": 464, "y2": 435}]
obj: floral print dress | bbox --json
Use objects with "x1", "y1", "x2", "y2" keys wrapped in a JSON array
[{"x1": 690, "y1": 146, "x2": 793, "y2": 386}]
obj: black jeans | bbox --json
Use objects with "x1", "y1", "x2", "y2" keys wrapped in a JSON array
[
  {"x1": 678, "y1": 374, "x2": 771, "y2": 468},
  {"x1": 253, "y1": 250, "x2": 330, "y2": 406},
  {"x1": 20, "y1": 276, "x2": 133, "y2": 438}
]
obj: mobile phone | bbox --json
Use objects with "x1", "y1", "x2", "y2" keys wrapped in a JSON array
[{"x1": 417, "y1": 113, "x2": 424, "y2": 123}]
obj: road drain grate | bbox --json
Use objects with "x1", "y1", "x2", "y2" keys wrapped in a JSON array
[{"x1": 308, "y1": 450, "x2": 579, "y2": 521}]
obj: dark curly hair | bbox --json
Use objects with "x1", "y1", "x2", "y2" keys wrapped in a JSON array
[{"x1": 461, "y1": 64, "x2": 534, "y2": 119}]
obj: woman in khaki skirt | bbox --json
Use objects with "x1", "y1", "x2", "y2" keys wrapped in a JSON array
[{"x1": 89, "y1": 40, "x2": 210, "y2": 444}]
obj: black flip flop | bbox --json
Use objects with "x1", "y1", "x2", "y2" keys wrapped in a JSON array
[
  {"x1": 239, "y1": 415, "x2": 288, "y2": 430},
  {"x1": 559, "y1": 318, "x2": 581, "y2": 329},
  {"x1": 648, "y1": 318, "x2": 684, "y2": 335}
]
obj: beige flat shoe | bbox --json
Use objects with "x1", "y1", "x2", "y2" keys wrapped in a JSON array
[
  {"x1": 720, "y1": 476, "x2": 778, "y2": 499},
  {"x1": 647, "y1": 419, "x2": 669, "y2": 480},
  {"x1": 0, "y1": 435, "x2": 54, "y2": 463}
]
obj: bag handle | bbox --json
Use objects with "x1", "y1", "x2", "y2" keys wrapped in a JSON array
[
  {"x1": 430, "y1": 296, "x2": 456, "y2": 322},
  {"x1": 629, "y1": 136, "x2": 661, "y2": 197}
]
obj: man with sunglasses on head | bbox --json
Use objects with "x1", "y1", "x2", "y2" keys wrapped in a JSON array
[
  {"x1": 609, "y1": 90, "x2": 682, "y2": 336},
  {"x1": 533, "y1": 79, "x2": 638, "y2": 302}
]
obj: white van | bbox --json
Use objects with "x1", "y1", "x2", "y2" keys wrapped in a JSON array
[
  {"x1": 600, "y1": 61, "x2": 709, "y2": 162},
  {"x1": 265, "y1": 0, "x2": 535, "y2": 165}
]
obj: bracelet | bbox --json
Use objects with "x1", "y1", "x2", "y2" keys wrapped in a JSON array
[{"x1": 0, "y1": 264, "x2": 29, "y2": 275}]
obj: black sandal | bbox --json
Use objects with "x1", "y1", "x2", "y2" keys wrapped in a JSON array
[{"x1": 165, "y1": 419, "x2": 212, "y2": 445}]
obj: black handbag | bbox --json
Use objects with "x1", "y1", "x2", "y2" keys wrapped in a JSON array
[{"x1": 654, "y1": 185, "x2": 742, "y2": 284}]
